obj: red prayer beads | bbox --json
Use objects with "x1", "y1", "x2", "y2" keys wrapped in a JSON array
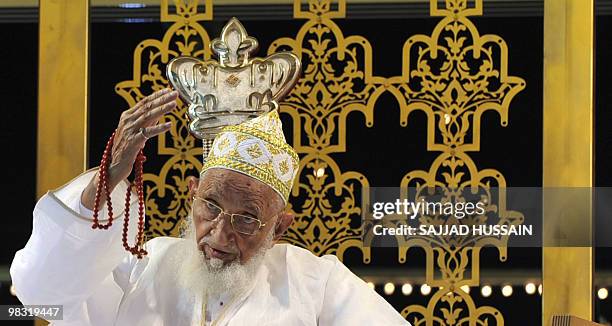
[{"x1": 92, "y1": 130, "x2": 148, "y2": 259}]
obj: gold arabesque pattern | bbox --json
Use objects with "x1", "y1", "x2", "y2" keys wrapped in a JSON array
[
  {"x1": 268, "y1": 0, "x2": 385, "y2": 259},
  {"x1": 386, "y1": 0, "x2": 525, "y2": 324},
  {"x1": 115, "y1": 0, "x2": 525, "y2": 323}
]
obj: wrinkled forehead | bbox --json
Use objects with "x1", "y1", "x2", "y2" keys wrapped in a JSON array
[
  {"x1": 198, "y1": 168, "x2": 279, "y2": 213},
  {"x1": 199, "y1": 168, "x2": 270, "y2": 196}
]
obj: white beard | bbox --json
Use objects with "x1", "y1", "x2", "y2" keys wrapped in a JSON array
[{"x1": 172, "y1": 214, "x2": 273, "y2": 300}]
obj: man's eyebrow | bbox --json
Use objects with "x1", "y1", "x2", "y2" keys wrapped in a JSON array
[
  {"x1": 200, "y1": 184, "x2": 263, "y2": 216},
  {"x1": 198, "y1": 182, "x2": 219, "y2": 196},
  {"x1": 196, "y1": 188, "x2": 213, "y2": 199},
  {"x1": 241, "y1": 203, "x2": 261, "y2": 217},
  {"x1": 200, "y1": 188, "x2": 215, "y2": 198}
]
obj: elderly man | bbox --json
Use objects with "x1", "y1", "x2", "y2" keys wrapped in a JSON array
[{"x1": 11, "y1": 89, "x2": 409, "y2": 325}]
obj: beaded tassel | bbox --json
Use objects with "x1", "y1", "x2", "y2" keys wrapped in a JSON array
[{"x1": 92, "y1": 131, "x2": 148, "y2": 259}]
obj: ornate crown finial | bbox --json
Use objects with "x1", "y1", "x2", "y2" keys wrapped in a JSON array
[{"x1": 166, "y1": 17, "x2": 301, "y2": 140}]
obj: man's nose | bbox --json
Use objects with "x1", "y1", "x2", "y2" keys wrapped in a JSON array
[{"x1": 210, "y1": 212, "x2": 236, "y2": 245}]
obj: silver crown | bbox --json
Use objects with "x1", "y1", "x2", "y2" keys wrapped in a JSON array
[{"x1": 166, "y1": 18, "x2": 301, "y2": 140}]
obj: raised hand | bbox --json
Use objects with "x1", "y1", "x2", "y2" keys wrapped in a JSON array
[{"x1": 81, "y1": 88, "x2": 178, "y2": 210}]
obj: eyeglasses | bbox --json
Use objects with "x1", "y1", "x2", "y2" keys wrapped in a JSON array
[{"x1": 191, "y1": 196, "x2": 266, "y2": 236}]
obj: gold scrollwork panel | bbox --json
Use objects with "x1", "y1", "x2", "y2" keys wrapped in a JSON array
[
  {"x1": 269, "y1": 0, "x2": 387, "y2": 260},
  {"x1": 385, "y1": 0, "x2": 526, "y2": 324}
]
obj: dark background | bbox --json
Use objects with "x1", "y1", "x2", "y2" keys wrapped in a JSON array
[
  {"x1": 0, "y1": 20, "x2": 38, "y2": 326},
  {"x1": 595, "y1": 5, "x2": 612, "y2": 324},
  {"x1": 1, "y1": 0, "x2": 612, "y2": 324}
]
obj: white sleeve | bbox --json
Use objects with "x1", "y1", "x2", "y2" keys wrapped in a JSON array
[
  {"x1": 318, "y1": 256, "x2": 410, "y2": 326},
  {"x1": 9, "y1": 169, "x2": 141, "y2": 325}
]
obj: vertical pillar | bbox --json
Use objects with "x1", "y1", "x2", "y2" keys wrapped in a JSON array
[
  {"x1": 543, "y1": 0, "x2": 594, "y2": 324},
  {"x1": 37, "y1": 0, "x2": 89, "y2": 198}
]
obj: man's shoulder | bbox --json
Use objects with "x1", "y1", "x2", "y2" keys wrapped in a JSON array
[
  {"x1": 266, "y1": 243, "x2": 341, "y2": 276},
  {"x1": 144, "y1": 236, "x2": 185, "y2": 256}
]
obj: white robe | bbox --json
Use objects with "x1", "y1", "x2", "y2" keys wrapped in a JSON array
[{"x1": 10, "y1": 170, "x2": 410, "y2": 326}]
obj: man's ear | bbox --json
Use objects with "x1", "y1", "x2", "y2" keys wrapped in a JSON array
[
  {"x1": 187, "y1": 176, "x2": 199, "y2": 198},
  {"x1": 273, "y1": 212, "x2": 294, "y2": 241}
]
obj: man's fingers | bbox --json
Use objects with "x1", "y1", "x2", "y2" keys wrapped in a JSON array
[
  {"x1": 125, "y1": 88, "x2": 173, "y2": 116},
  {"x1": 141, "y1": 90, "x2": 178, "y2": 114},
  {"x1": 138, "y1": 122, "x2": 172, "y2": 142},
  {"x1": 135, "y1": 100, "x2": 177, "y2": 127}
]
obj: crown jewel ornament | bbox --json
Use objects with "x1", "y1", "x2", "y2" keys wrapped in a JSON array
[{"x1": 167, "y1": 17, "x2": 301, "y2": 141}]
